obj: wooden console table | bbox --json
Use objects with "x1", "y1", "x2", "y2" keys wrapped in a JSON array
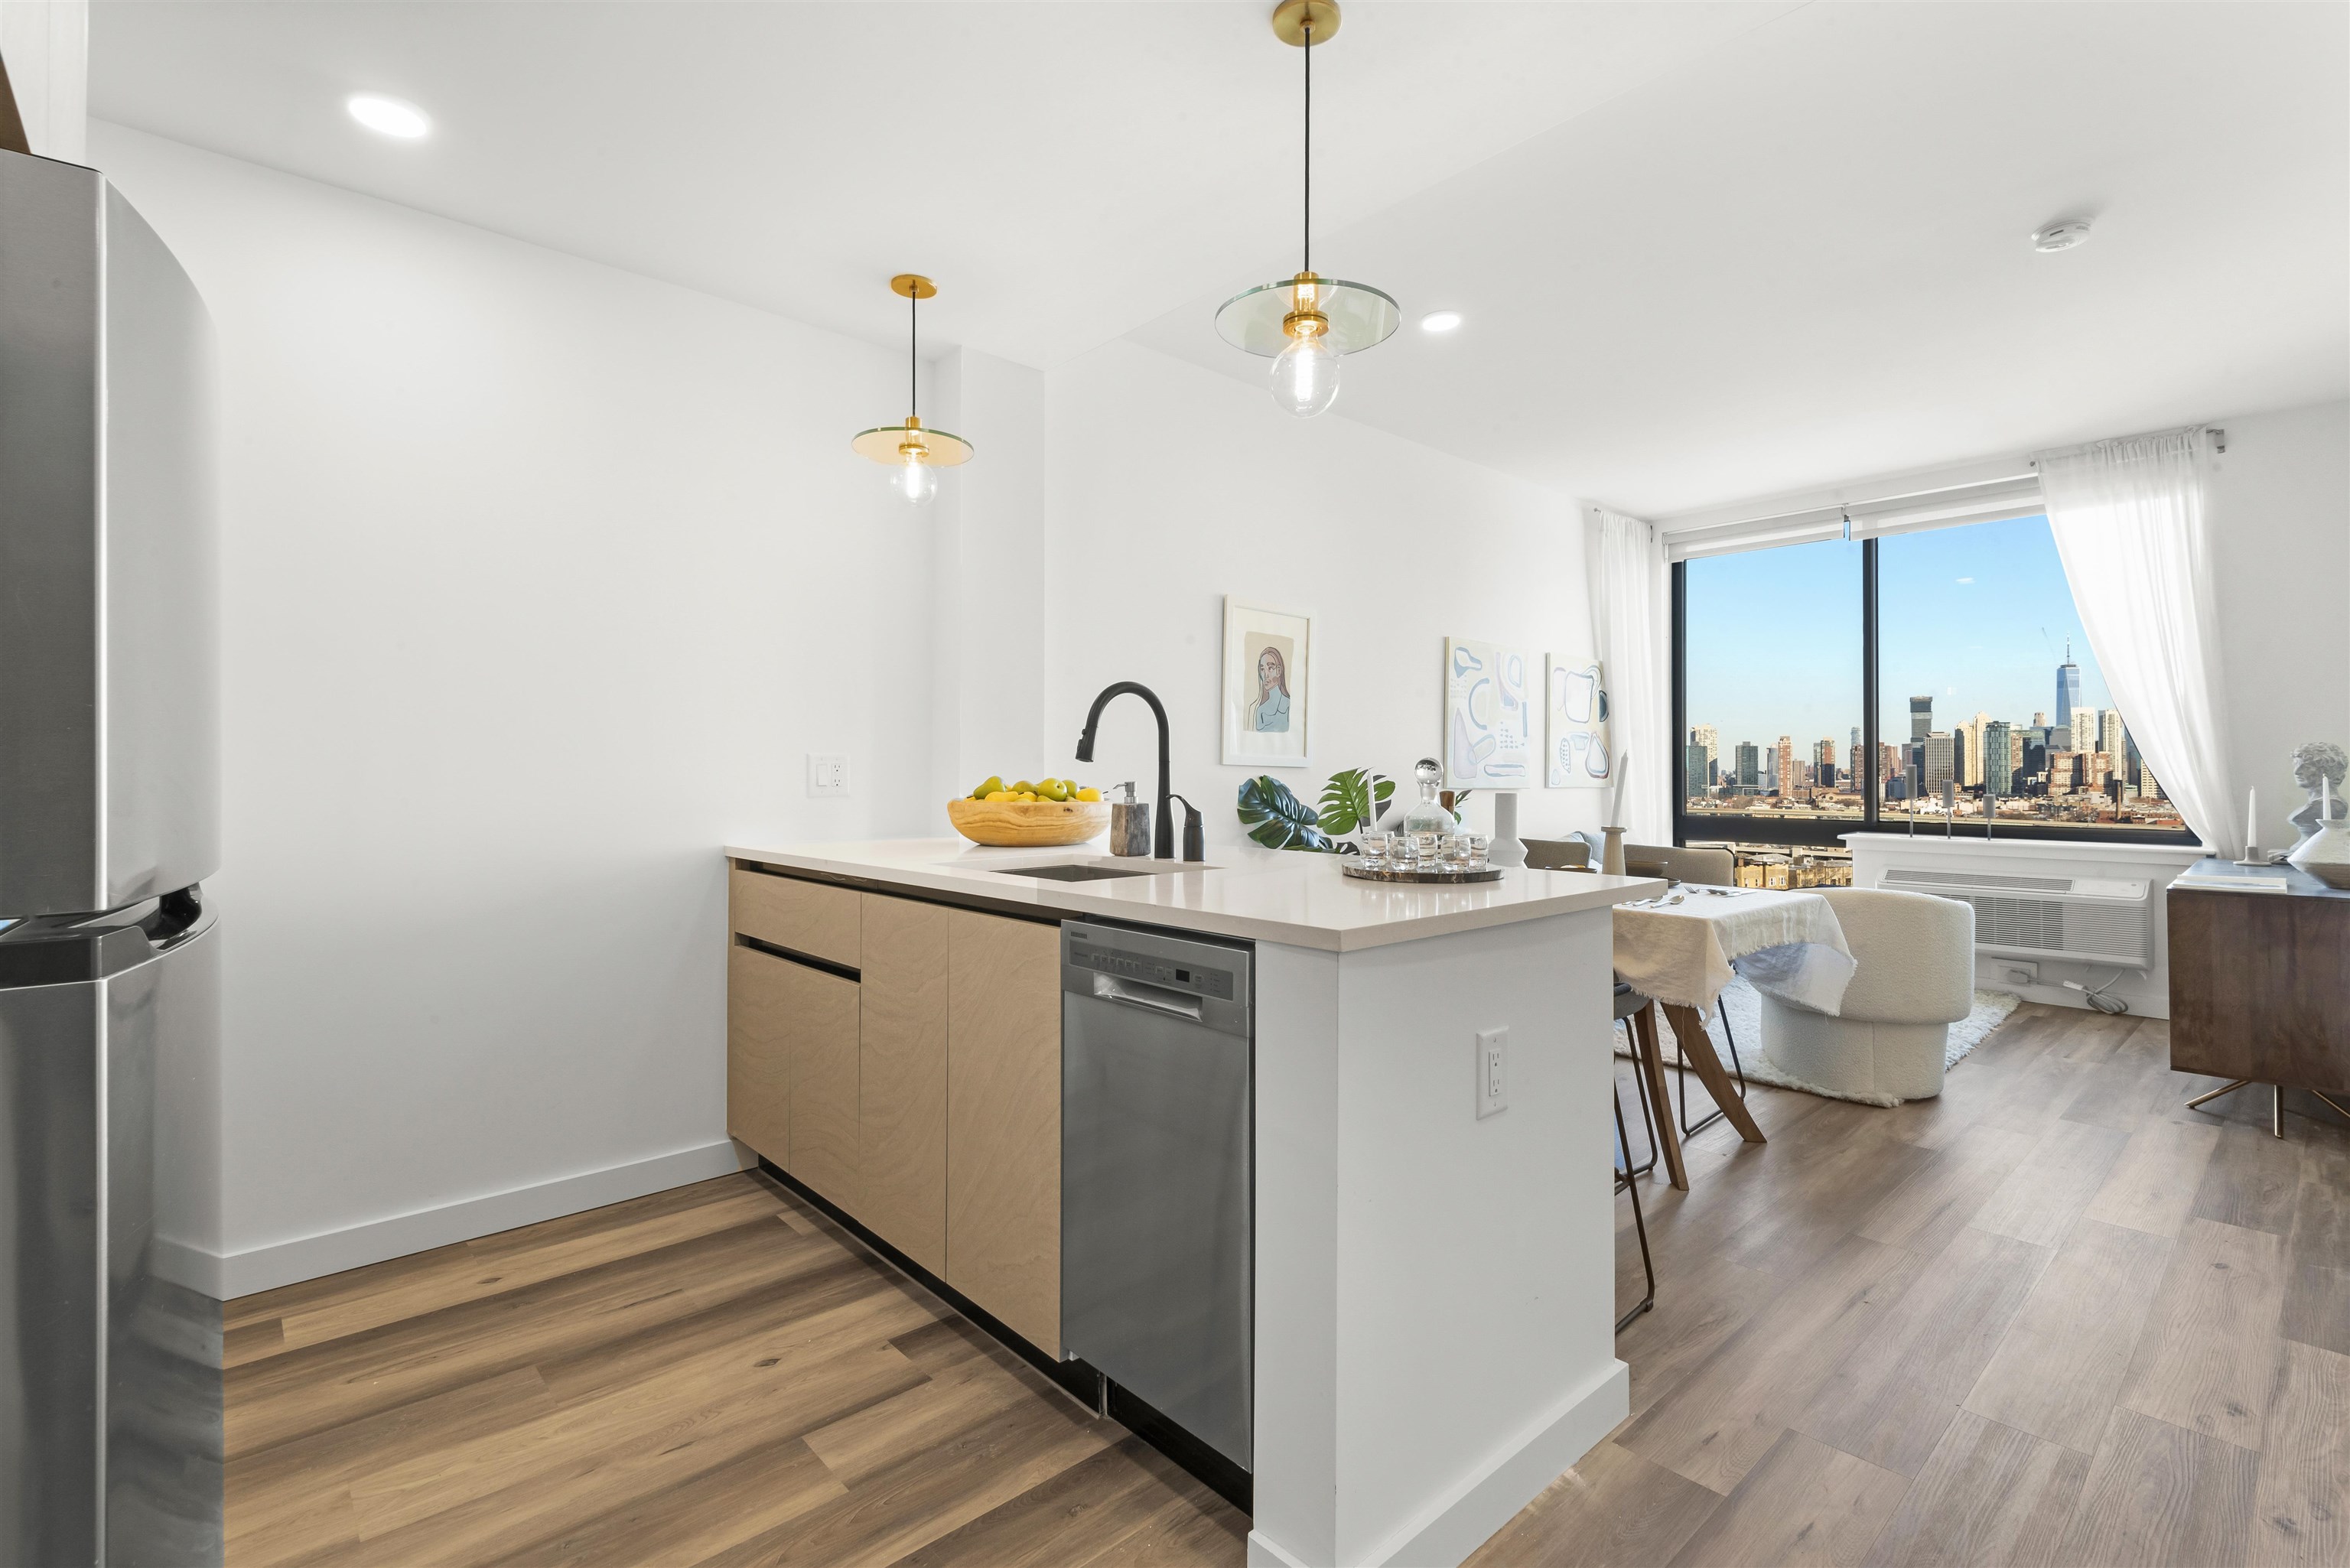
[{"x1": 2166, "y1": 859, "x2": 2350, "y2": 1137}]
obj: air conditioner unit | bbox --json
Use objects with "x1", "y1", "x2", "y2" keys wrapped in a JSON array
[{"x1": 1877, "y1": 867, "x2": 2153, "y2": 968}]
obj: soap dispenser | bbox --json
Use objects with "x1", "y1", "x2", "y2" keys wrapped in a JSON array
[{"x1": 1110, "y1": 782, "x2": 1151, "y2": 857}]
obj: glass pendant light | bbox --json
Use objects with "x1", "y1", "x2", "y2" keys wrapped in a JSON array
[
  {"x1": 852, "y1": 274, "x2": 972, "y2": 505},
  {"x1": 1214, "y1": 0, "x2": 1398, "y2": 417}
]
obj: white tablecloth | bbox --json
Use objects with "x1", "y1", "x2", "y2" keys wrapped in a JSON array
[{"x1": 1612, "y1": 887, "x2": 1856, "y2": 1014}]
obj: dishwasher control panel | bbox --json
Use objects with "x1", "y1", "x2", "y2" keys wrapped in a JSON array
[{"x1": 1066, "y1": 933, "x2": 1238, "y2": 1000}]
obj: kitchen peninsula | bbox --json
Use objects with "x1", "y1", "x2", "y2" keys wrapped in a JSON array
[{"x1": 721, "y1": 838, "x2": 1662, "y2": 1568}]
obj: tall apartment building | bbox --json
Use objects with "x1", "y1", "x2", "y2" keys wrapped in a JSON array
[
  {"x1": 1984, "y1": 719, "x2": 2014, "y2": 795},
  {"x1": 1776, "y1": 734, "x2": 1796, "y2": 798},
  {"x1": 1735, "y1": 740, "x2": 1760, "y2": 790}
]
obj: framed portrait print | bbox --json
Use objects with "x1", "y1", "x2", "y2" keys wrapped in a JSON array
[{"x1": 1222, "y1": 597, "x2": 1311, "y2": 769}]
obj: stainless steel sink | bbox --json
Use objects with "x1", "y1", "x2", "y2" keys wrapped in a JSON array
[{"x1": 994, "y1": 862, "x2": 1163, "y2": 882}]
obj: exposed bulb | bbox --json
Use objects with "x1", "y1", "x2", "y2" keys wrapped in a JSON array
[
  {"x1": 893, "y1": 451, "x2": 939, "y2": 505},
  {"x1": 1271, "y1": 333, "x2": 1339, "y2": 418}
]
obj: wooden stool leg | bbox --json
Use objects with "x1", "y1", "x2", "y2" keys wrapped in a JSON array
[
  {"x1": 1630, "y1": 1004, "x2": 1688, "y2": 1190},
  {"x1": 1660, "y1": 1002, "x2": 1768, "y2": 1146}
]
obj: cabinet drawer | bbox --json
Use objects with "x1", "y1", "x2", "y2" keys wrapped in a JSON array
[{"x1": 731, "y1": 867, "x2": 861, "y2": 970}]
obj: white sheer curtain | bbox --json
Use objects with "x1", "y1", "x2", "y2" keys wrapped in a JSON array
[
  {"x1": 2036, "y1": 427, "x2": 2236, "y2": 853},
  {"x1": 1591, "y1": 506, "x2": 1672, "y2": 844}
]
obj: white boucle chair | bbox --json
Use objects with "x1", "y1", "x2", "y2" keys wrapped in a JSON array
[{"x1": 1757, "y1": 887, "x2": 1974, "y2": 1101}]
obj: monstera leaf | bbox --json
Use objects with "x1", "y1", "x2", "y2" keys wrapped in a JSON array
[
  {"x1": 1237, "y1": 775, "x2": 1338, "y2": 852},
  {"x1": 1317, "y1": 769, "x2": 1395, "y2": 838}
]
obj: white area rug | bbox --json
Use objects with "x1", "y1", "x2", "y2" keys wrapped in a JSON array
[{"x1": 1620, "y1": 978, "x2": 2023, "y2": 1108}]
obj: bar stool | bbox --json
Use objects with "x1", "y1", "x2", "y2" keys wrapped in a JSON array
[{"x1": 1612, "y1": 981, "x2": 1657, "y2": 1332}]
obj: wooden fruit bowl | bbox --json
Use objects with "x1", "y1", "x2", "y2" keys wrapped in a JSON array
[{"x1": 947, "y1": 797, "x2": 1112, "y2": 848}]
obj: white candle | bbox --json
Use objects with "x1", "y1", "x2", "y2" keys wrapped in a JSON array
[
  {"x1": 2247, "y1": 786, "x2": 2258, "y2": 855},
  {"x1": 1609, "y1": 749, "x2": 1632, "y2": 830}
]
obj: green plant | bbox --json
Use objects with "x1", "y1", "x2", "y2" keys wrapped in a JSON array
[
  {"x1": 1317, "y1": 769, "x2": 1395, "y2": 838},
  {"x1": 1236, "y1": 775, "x2": 1339, "y2": 852}
]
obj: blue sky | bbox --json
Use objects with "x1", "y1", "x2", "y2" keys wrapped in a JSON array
[{"x1": 1683, "y1": 515, "x2": 2116, "y2": 754}]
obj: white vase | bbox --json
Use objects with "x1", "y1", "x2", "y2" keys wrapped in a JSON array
[{"x1": 1488, "y1": 791, "x2": 1527, "y2": 867}]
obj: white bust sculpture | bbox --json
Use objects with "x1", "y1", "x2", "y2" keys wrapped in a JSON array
[{"x1": 2290, "y1": 740, "x2": 2348, "y2": 841}]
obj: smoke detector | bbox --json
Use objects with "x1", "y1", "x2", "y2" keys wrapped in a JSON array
[{"x1": 2031, "y1": 220, "x2": 2093, "y2": 253}]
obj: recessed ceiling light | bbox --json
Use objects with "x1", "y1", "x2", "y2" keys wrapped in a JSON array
[
  {"x1": 2030, "y1": 220, "x2": 2091, "y2": 253},
  {"x1": 347, "y1": 94, "x2": 430, "y2": 140},
  {"x1": 1421, "y1": 311, "x2": 1463, "y2": 333}
]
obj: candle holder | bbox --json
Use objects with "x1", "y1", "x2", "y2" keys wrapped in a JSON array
[{"x1": 1601, "y1": 825, "x2": 1627, "y2": 876}]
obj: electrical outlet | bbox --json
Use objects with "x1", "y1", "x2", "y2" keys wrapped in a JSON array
[
  {"x1": 1998, "y1": 960, "x2": 2039, "y2": 986},
  {"x1": 1476, "y1": 1027, "x2": 1509, "y2": 1119},
  {"x1": 806, "y1": 753, "x2": 851, "y2": 797}
]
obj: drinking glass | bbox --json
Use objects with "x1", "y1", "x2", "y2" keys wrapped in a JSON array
[
  {"x1": 1466, "y1": 834, "x2": 1489, "y2": 868},
  {"x1": 1440, "y1": 834, "x2": 1473, "y2": 869}
]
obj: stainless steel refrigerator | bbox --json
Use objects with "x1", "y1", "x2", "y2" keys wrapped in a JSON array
[{"x1": 1, "y1": 145, "x2": 223, "y2": 1567}]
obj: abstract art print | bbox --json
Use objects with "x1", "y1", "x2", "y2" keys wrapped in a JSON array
[
  {"x1": 1222, "y1": 597, "x2": 1311, "y2": 769},
  {"x1": 1545, "y1": 653, "x2": 1612, "y2": 788},
  {"x1": 1443, "y1": 637, "x2": 1532, "y2": 789}
]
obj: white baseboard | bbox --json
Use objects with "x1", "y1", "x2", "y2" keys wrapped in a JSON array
[
  {"x1": 1369, "y1": 1358, "x2": 1631, "y2": 1568},
  {"x1": 1248, "y1": 1531, "x2": 1317, "y2": 1568},
  {"x1": 150, "y1": 1140, "x2": 753, "y2": 1301}
]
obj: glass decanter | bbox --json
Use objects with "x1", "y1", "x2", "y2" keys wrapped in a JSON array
[{"x1": 1397, "y1": 757, "x2": 1457, "y2": 838}]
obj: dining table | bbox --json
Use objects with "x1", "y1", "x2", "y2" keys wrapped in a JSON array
[{"x1": 1611, "y1": 884, "x2": 1857, "y2": 1189}]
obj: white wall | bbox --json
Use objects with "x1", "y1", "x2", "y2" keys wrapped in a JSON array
[
  {"x1": 0, "y1": 0, "x2": 87, "y2": 163},
  {"x1": 2208, "y1": 398, "x2": 2350, "y2": 847},
  {"x1": 1040, "y1": 340, "x2": 1606, "y2": 851},
  {"x1": 90, "y1": 122, "x2": 937, "y2": 1293}
]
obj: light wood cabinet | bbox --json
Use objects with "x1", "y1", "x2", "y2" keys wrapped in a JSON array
[
  {"x1": 730, "y1": 867, "x2": 861, "y2": 970},
  {"x1": 776, "y1": 955, "x2": 861, "y2": 1212},
  {"x1": 725, "y1": 943, "x2": 794, "y2": 1167},
  {"x1": 858, "y1": 894, "x2": 950, "y2": 1276},
  {"x1": 726, "y1": 866, "x2": 1063, "y2": 1358},
  {"x1": 946, "y1": 909, "x2": 1063, "y2": 1356}
]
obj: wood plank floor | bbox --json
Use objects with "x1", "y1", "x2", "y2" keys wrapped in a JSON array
[{"x1": 226, "y1": 1004, "x2": 2349, "y2": 1566}]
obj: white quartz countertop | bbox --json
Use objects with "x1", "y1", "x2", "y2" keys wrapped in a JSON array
[{"x1": 724, "y1": 838, "x2": 1665, "y2": 952}]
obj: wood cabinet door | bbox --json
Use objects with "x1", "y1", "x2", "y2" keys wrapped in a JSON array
[
  {"x1": 750, "y1": 950, "x2": 859, "y2": 1212},
  {"x1": 946, "y1": 909, "x2": 1063, "y2": 1356},
  {"x1": 726, "y1": 942, "x2": 793, "y2": 1167},
  {"x1": 859, "y1": 894, "x2": 950, "y2": 1275}
]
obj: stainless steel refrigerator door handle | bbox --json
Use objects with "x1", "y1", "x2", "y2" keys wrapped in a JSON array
[{"x1": 1092, "y1": 971, "x2": 1206, "y2": 1023}]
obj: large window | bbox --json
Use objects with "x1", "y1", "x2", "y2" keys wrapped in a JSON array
[{"x1": 1675, "y1": 513, "x2": 2192, "y2": 849}]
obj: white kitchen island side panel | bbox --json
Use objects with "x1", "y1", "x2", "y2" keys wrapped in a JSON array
[{"x1": 1251, "y1": 908, "x2": 1627, "y2": 1568}]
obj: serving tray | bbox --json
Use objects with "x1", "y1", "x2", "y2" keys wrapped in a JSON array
[{"x1": 1340, "y1": 863, "x2": 1503, "y2": 884}]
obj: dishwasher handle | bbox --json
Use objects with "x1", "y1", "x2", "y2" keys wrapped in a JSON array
[{"x1": 1091, "y1": 971, "x2": 1206, "y2": 1023}]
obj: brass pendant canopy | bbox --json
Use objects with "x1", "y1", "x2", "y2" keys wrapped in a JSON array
[{"x1": 1271, "y1": 0, "x2": 1340, "y2": 45}]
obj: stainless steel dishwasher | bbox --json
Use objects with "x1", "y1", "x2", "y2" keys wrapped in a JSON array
[{"x1": 1062, "y1": 921, "x2": 1252, "y2": 1479}]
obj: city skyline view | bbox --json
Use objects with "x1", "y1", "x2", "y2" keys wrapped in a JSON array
[
  {"x1": 1678, "y1": 513, "x2": 2186, "y2": 837},
  {"x1": 1683, "y1": 516, "x2": 2120, "y2": 747}
]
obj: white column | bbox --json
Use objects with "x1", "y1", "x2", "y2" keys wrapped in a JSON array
[{"x1": 929, "y1": 346, "x2": 1049, "y2": 798}]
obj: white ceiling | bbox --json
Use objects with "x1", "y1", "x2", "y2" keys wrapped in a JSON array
[{"x1": 89, "y1": 1, "x2": 2349, "y2": 516}]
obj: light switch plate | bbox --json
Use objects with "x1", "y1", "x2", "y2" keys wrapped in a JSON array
[
  {"x1": 806, "y1": 753, "x2": 851, "y2": 797},
  {"x1": 1476, "y1": 1027, "x2": 1509, "y2": 1119}
]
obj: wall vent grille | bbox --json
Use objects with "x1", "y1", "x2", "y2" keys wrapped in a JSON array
[{"x1": 1878, "y1": 870, "x2": 2153, "y2": 968}]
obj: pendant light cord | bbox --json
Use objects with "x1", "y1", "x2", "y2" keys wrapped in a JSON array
[
  {"x1": 1302, "y1": 17, "x2": 1312, "y2": 272},
  {"x1": 909, "y1": 288, "x2": 918, "y2": 420}
]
